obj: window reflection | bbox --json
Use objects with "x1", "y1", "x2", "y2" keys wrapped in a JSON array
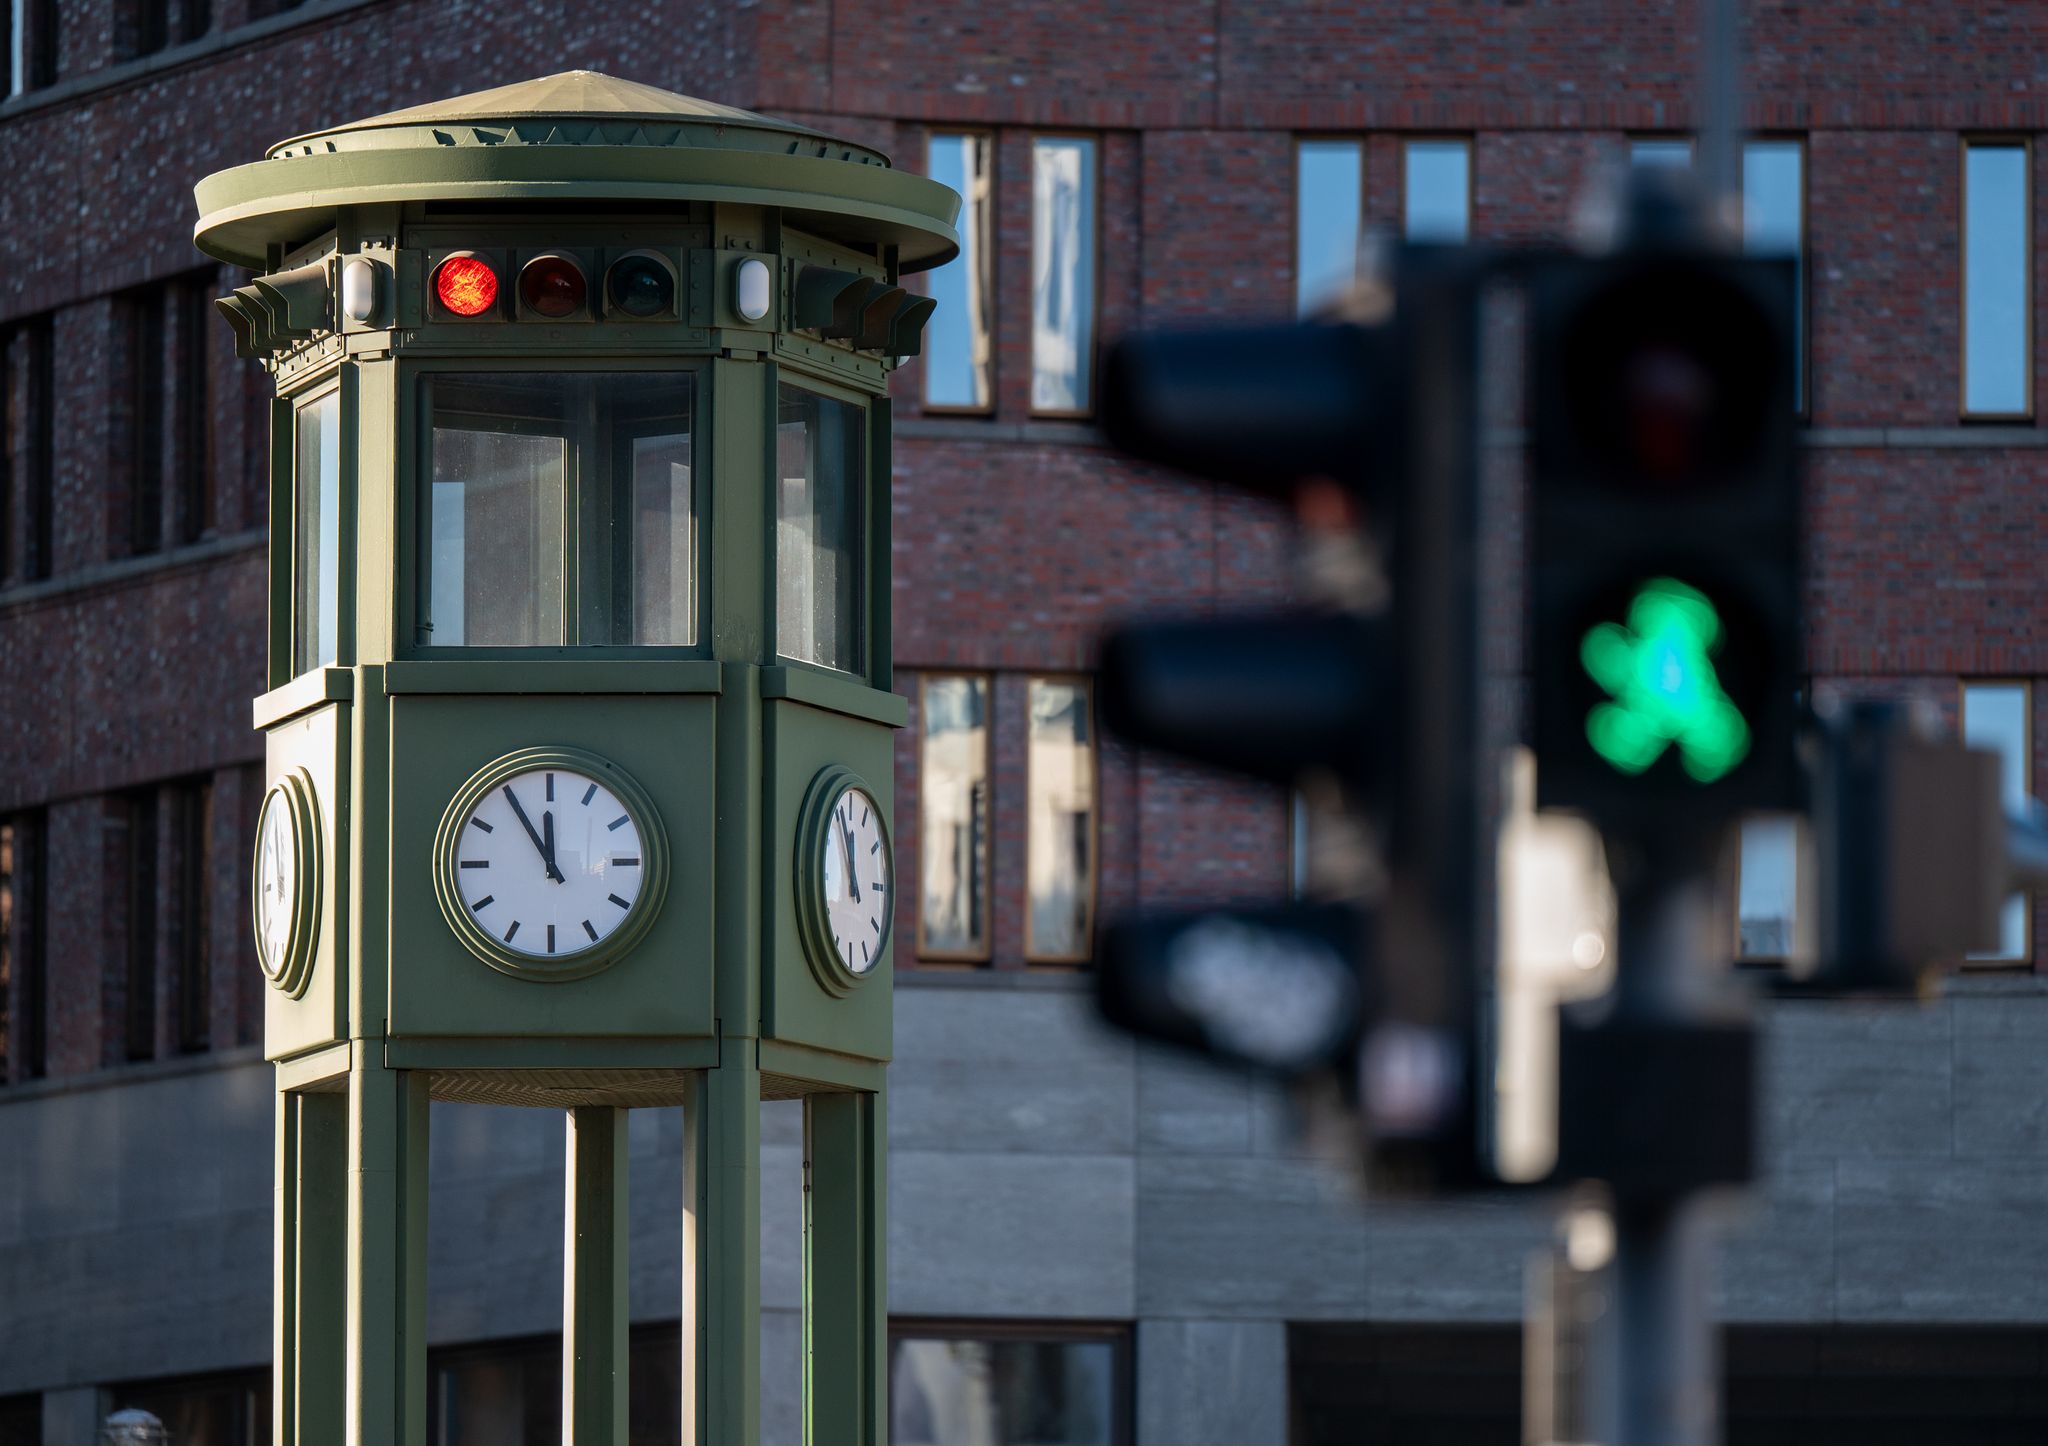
[
  {"x1": 1736, "y1": 814, "x2": 1801, "y2": 960},
  {"x1": 1964, "y1": 143, "x2": 2030, "y2": 415},
  {"x1": 920, "y1": 675, "x2": 990, "y2": 957},
  {"x1": 1404, "y1": 139, "x2": 1471, "y2": 243},
  {"x1": 108, "y1": 1370, "x2": 267, "y2": 1446},
  {"x1": 1742, "y1": 140, "x2": 1805, "y2": 410},
  {"x1": 1026, "y1": 679, "x2": 1096, "y2": 960},
  {"x1": 1296, "y1": 139, "x2": 1363, "y2": 314},
  {"x1": 293, "y1": 387, "x2": 340, "y2": 674},
  {"x1": 776, "y1": 384, "x2": 865, "y2": 673},
  {"x1": 1963, "y1": 683, "x2": 2031, "y2": 960},
  {"x1": 891, "y1": 1334, "x2": 1121, "y2": 1446},
  {"x1": 1031, "y1": 136, "x2": 1097, "y2": 413},
  {"x1": 423, "y1": 372, "x2": 695, "y2": 648},
  {"x1": 926, "y1": 134, "x2": 994, "y2": 410},
  {"x1": 1629, "y1": 138, "x2": 1694, "y2": 170}
]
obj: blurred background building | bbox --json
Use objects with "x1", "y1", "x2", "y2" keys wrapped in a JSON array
[{"x1": 0, "y1": 2, "x2": 2044, "y2": 1442}]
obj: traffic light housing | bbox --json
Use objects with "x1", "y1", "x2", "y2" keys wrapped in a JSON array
[
  {"x1": 1093, "y1": 248, "x2": 1490, "y2": 1191},
  {"x1": 1528, "y1": 249, "x2": 1801, "y2": 828}
]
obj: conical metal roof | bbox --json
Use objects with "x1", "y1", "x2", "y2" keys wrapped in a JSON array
[
  {"x1": 194, "y1": 72, "x2": 959, "y2": 271},
  {"x1": 278, "y1": 70, "x2": 842, "y2": 153}
]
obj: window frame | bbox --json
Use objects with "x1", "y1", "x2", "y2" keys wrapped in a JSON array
[
  {"x1": 914, "y1": 670, "x2": 995, "y2": 964},
  {"x1": 274, "y1": 367, "x2": 346, "y2": 687},
  {"x1": 1022, "y1": 672, "x2": 1100, "y2": 965},
  {"x1": 397, "y1": 357, "x2": 714, "y2": 663},
  {"x1": 770, "y1": 367, "x2": 873, "y2": 680},
  {"x1": 887, "y1": 1318, "x2": 1135, "y2": 1446},
  {"x1": 1741, "y1": 134, "x2": 1811, "y2": 420},
  {"x1": 1026, "y1": 131, "x2": 1103, "y2": 421},
  {"x1": 1400, "y1": 134, "x2": 1476, "y2": 244},
  {"x1": 1961, "y1": 677, "x2": 2034, "y2": 966},
  {"x1": 1960, "y1": 136, "x2": 2034, "y2": 422},
  {"x1": 1292, "y1": 134, "x2": 1366, "y2": 318},
  {"x1": 921, "y1": 128, "x2": 998, "y2": 417}
]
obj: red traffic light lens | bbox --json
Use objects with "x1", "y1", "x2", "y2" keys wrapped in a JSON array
[
  {"x1": 519, "y1": 255, "x2": 587, "y2": 319},
  {"x1": 434, "y1": 255, "x2": 498, "y2": 317},
  {"x1": 606, "y1": 254, "x2": 675, "y2": 318}
]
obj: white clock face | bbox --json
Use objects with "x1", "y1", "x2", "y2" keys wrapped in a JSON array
[
  {"x1": 820, "y1": 786, "x2": 890, "y2": 975},
  {"x1": 255, "y1": 788, "x2": 297, "y2": 978},
  {"x1": 452, "y1": 767, "x2": 646, "y2": 959}
]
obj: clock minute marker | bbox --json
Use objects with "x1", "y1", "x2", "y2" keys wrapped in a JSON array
[
  {"x1": 581, "y1": 783, "x2": 597, "y2": 807},
  {"x1": 504, "y1": 920, "x2": 520, "y2": 943},
  {"x1": 471, "y1": 894, "x2": 495, "y2": 912},
  {"x1": 608, "y1": 893, "x2": 631, "y2": 909},
  {"x1": 582, "y1": 919, "x2": 598, "y2": 941}
]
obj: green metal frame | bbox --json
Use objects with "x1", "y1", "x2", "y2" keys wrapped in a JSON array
[{"x1": 431, "y1": 745, "x2": 673, "y2": 982}]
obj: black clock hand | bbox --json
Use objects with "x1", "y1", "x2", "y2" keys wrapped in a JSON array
[
  {"x1": 543, "y1": 810, "x2": 560, "y2": 882},
  {"x1": 838, "y1": 816, "x2": 861, "y2": 901},
  {"x1": 503, "y1": 785, "x2": 565, "y2": 883}
]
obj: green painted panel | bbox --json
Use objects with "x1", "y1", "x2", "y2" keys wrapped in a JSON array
[
  {"x1": 384, "y1": 693, "x2": 717, "y2": 1039},
  {"x1": 266, "y1": 701, "x2": 351, "y2": 1062},
  {"x1": 761, "y1": 699, "x2": 894, "y2": 1060}
]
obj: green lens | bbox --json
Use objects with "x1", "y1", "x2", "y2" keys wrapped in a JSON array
[
  {"x1": 607, "y1": 257, "x2": 673, "y2": 318},
  {"x1": 1580, "y1": 577, "x2": 1750, "y2": 783}
]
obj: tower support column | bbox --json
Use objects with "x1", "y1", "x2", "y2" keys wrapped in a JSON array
[
  {"x1": 685, "y1": 1057, "x2": 762, "y2": 1446},
  {"x1": 345, "y1": 1057, "x2": 430, "y2": 1446},
  {"x1": 804, "y1": 1089, "x2": 887, "y2": 1446}
]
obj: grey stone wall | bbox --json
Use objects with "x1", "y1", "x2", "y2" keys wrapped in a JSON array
[{"x1": 4, "y1": 978, "x2": 2048, "y2": 1437}]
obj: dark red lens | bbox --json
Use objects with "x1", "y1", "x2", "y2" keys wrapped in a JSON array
[{"x1": 519, "y1": 255, "x2": 587, "y2": 319}]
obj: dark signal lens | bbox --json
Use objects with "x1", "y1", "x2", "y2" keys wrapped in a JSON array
[
  {"x1": 519, "y1": 255, "x2": 588, "y2": 319},
  {"x1": 606, "y1": 253, "x2": 675, "y2": 318},
  {"x1": 433, "y1": 254, "x2": 499, "y2": 318}
]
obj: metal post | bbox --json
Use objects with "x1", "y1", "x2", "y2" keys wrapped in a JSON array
[
  {"x1": 565, "y1": 1107, "x2": 631, "y2": 1446},
  {"x1": 345, "y1": 1060, "x2": 430, "y2": 1446},
  {"x1": 1581, "y1": 852, "x2": 1727, "y2": 1446},
  {"x1": 684, "y1": 1060, "x2": 761, "y2": 1446},
  {"x1": 804, "y1": 1090, "x2": 888, "y2": 1446}
]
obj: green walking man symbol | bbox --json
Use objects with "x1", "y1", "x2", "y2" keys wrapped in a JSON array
[{"x1": 1580, "y1": 577, "x2": 1751, "y2": 783}]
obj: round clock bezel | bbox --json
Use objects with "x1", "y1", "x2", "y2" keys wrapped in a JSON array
[
  {"x1": 794, "y1": 765, "x2": 894, "y2": 997},
  {"x1": 432, "y1": 746, "x2": 671, "y2": 983},
  {"x1": 251, "y1": 767, "x2": 323, "y2": 999}
]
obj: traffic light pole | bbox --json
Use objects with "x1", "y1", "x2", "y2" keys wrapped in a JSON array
[{"x1": 1582, "y1": 841, "x2": 1736, "y2": 1446}]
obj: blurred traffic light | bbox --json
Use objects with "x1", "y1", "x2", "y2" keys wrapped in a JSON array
[
  {"x1": 1093, "y1": 248, "x2": 1489, "y2": 1190},
  {"x1": 1528, "y1": 249, "x2": 1801, "y2": 829}
]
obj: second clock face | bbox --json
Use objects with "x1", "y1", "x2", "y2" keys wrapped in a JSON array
[
  {"x1": 820, "y1": 785, "x2": 891, "y2": 976},
  {"x1": 254, "y1": 785, "x2": 301, "y2": 982},
  {"x1": 452, "y1": 766, "x2": 647, "y2": 960}
]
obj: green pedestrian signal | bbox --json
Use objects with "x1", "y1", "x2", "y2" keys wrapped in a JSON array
[{"x1": 1579, "y1": 577, "x2": 1750, "y2": 783}]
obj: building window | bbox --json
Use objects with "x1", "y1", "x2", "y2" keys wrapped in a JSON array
[
  {"x1": 1295, "y1": 139, "x2": 1363, "y2": 315},
  {"x1": 174, "y1": 275, "x2": 215, "y2": 544},
  {"x1": 775, "y1": 382, "x2": 865, "y2": 673},
  {"x1": 919, "y1": 674, "x2": 992, "y2": 960},
  {"x1": 925, "y1": 132, "x2": 994, "y2": 411},
  {"x1": 1742, "y1": 139, "x2": 1806, "y2": 411},
  {"x1": 1026, "y1": 678, "x2": 1097, "y2": 961},
  {"x1": 2, "y1": 317, "x2": 56, "y2": 583},
  {"x1": 1030, "y1": 135, "x2": 1098, "y2": 415},
  {"x1": 1735, "y1": 815, "x2": 1802, "y2": 961},
  {"x1": 890, "y1": 1324, "x2": 1130, "y2": 1446},
  {"x1": 1629, "y1": 137, "x2": 1694, "y2": 170},
  {"x1": 1964, "y1": 681, "x2": 2032, "y2": 962},
  {"x1": 1, "y1": 813, "x2": 46, "y2": 1082},
  {"x1": 126, "y1": 286, "x2": 167, "y2": 555},
  {"x1": 1963, "y1": 140, "x2": 2031, "y2": 418},
  {"x1": 421, "y1": 371, "x2": 697, "y2": 651},
  {"x1": 0, "y1": 1392, "x2": 38, "y2": 1446},
  {"x1": 106, "y1": 1369, "x2": 267, "y2": 1445},
  {"x1": 1404, "y1": 138, "x2": 1472, "y2": 243},
  {"x1": 5, "y1": 0, "x2": 56, "y2": 97},
  {"x1": 427, "y1": 1324, "x2": 681, "y2": 1444},
  {"x1": 123, "y1": 788, "x2": 160, "y2": 1064},
  {"x1": 171, "y1": 778, "x2": 212, "y2": 1054},
  {"x1": 294, "y1": 384, "x2": 341, "y2": 671}
]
